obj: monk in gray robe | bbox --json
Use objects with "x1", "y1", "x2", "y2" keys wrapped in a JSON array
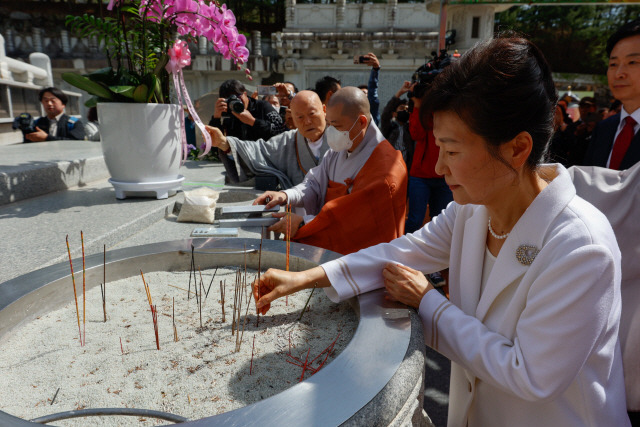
[{"x1": 205, "y1": 91, "x2": 329, "y2": 189}]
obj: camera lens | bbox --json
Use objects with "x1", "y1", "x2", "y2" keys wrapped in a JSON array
[{"x1": 226, "y1": 95, "x2": 245, "y2": 114}]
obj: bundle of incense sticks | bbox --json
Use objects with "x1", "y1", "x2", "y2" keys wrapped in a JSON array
[
  {"x1": 140, "y1": 270, "x2": 160, "y2": 350},
  {"x1": 65, "y1": 235, "x2": 82, "y2": 346}
]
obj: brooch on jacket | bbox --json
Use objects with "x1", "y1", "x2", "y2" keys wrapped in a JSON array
[{"x1": 516, "y1": 244, "x2": 539, "y2": 266}]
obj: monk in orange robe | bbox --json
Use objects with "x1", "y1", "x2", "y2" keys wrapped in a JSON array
[{"x1": 254, "y1": 86, "x2": 408, "y2": 255}]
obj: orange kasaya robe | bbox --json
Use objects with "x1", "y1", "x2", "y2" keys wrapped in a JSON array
[{"x1": 293, "y1": 140, "x2": 408, "y2": 255}]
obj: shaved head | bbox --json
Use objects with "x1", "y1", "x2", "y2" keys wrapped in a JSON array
[
  {"x1": 327, "y1": 86, "x2": 371, "y2": 121},
  {"x1": 290, "y1": 90, "x2": 326, "y2": 142},
  {"x1": 290, "y1": 90, "x2": 323, "y2": 113}
]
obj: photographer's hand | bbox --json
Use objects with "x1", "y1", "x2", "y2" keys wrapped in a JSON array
[
  {"x1": 396, "y1": 81, "x2": 412, "y2": 98},
  {"x1": 213, "y1": 98, "x2": 227, "y2": 119},
  {"x1": 25, "y1": 127, "x2": 49, "y2": 142},
  {"x1": 232, "y1": 109, "x2": 256, "y2": 126},
  {"x1": 364, "y1": 53, "x2": 380, "y2": 70}
]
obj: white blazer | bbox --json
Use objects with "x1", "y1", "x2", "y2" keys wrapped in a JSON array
[{"x1": 323, "y1": 164, "x2": 630, "y2": 427}]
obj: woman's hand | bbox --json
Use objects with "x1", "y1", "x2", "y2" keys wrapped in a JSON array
[
  {"x1": 382, "y1": 263, "x2": 434, "y2": 308},
  {"x1": 251, "y1": 268, "x2": 312, "y2": 314},
  {"x1": 268, "y1": 212, "x2": 304, "y2": 239}
]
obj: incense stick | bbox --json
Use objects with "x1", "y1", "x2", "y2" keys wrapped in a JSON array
[
  {"x1": 65, "y1": 235, "x2": 82, "y2": 345},
  {"x1": 198, "y1": 267, "x2": 203, "y2": 328},
  {"x1": 173, "y1": 297, "x2": 178, "y2": 342},
  {"x1": 205, "y1": 267, "x2": 218, "y2": 299},
  {"x1": 256, "y1": 233, "x2": 263, "y2": 326},
  {"x1": 298, "y1": 283, "x2": 317, "y2": 321},
  {"x1": 102, "y1": 244, "x2": 106, "y2": 322},
  {"x1": 140, "y1": 270, "x2": 159, "y2": 350},
  {"x1": 81, "y1": 231, "x2": 86, "y2": 346},
  {"x1": 220, "y1": 280, "x2": 226, "y2": 322},
  {"x1": 187, "y1": 244, "x2": 195, "y2": 300},
  {"x1": 50, "y1": 387, "x2": 60, "y2": 405}
]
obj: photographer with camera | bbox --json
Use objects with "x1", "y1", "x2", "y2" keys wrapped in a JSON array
[
  {"x1": 19, "y1": 87, "x2": 85, "y2": 143},
  {"x1": 209, "y1": 79, "x2": 286, "y2": 183},
  {"x1": 380, "y1": 81, "x2": 414, "y2": 169},
  {"x1": 405, "y1": 51, "x2": 454, "y2": 235}
]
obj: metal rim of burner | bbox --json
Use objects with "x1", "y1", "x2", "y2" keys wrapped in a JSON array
[{"x1": 0, "y1": 238, "x2": 420, "y2": 426}]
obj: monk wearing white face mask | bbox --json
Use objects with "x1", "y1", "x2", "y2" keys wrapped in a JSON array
[{"x1": 254, "y1": 86, "x2": 408, "y2": 255}]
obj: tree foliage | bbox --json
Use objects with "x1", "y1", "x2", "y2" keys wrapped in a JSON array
[{"x1": 495, "y1": 5, "x2": 640, "y2": 75}]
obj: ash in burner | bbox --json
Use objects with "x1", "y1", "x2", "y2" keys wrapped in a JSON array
[{"x1": 0, "y1": 267, "x2": 357, "y2": 426}]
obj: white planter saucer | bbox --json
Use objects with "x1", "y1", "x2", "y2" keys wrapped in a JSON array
[{"x1": 109, "y1": 176, "x2": 185, "y2": 200}]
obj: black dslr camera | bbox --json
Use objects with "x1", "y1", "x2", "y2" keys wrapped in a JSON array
[
  {"x1": 222, "y1": 95, "x2": 245, "y2": 117},
  {"x1": 408, "y1": 49, "x2": 455, "y2": 100},
  {"x1": 12, "y1": 113, "x2": 37, "y2": 142}
]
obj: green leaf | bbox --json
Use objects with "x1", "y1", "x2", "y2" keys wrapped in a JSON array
[
  {"x1": 133, "y1": 84, "x2": 149, "y2": 103},
  {"x1": 84, "y1": 97, "x2": 99, "y2": 108},
  {"x1": 109, "y1": 86, "x2": 136, "y2": 98},
  {"x1": 62, "y1": 72, "x2": 115, "y2": 100}
]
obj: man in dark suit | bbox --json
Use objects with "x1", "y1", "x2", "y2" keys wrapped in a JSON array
[
  {"x1": 25, "y1": 87, "x2": 85, "y2": 142},
  {"x1": 584, "y1": 20, "x2": 640, "y2": 170}
]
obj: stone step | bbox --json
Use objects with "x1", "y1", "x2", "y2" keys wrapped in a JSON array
[{"x1": 0, "y1": 140, "x2": 109, "y2": 205}]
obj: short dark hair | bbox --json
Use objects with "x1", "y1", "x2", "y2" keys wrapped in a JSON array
[
  {"x1": 219, "y1": 79, "x2": 246, "y2": 99},
  {"x1": 39, "y1": 87, "x2": 68, "y2": 105},
  {"x1": 284, "y1": 81, "x2": 298, "y2": 93},
  {"x1": 579, "y1": 97, "x2": 596, "y2": 108},
  {"x1": 423, "y1": 36, "x2": 557, "y2": 170},
  {"x1": 315, "y1": 76, "x2": 341, "y2": 103},
  {"x1": 606, "y1": 19, "x2": 640, "y2": 57}
]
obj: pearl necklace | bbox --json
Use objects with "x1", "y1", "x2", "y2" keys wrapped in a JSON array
[{"x1": 488, "y1": 216, "x2": 510, "y2": 240}]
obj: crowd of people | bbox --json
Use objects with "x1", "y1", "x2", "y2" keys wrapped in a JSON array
[{"x1": 15, "y1": 17, "x2": 640, "y2": 427}]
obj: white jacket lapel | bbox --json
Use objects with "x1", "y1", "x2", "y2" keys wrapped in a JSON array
[
  {"x1": 476, "y1": 165, "x2": 576, "y2": 321},
  {"x1": 456, "y1": 208, "x2": 488, "y2": 316}
]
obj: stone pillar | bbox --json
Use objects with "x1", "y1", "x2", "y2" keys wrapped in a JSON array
[
  {"x1": 251, "y1": 31, "x2": 262, "y2": 57},
  {"x1": 286, "y1": 0, "x2": 296, "y2": 28},
  {"x1": 60, "y1": 30, "x2": 70, "y2": 54},
  {"x1": 336, "y1": 0, "x2": 346, "y2": 29},
  {"x1": 5, "y1": 29, "x2": 15, "y2": 52},
  {"x1": 32, "y1": 27, "x2": 43, "y2": 52},
  {"x1": 386, "y1": 0, "x2": 397, "y2": 29},
  {"x1": 198, "y1": 36, "x2": 208, "y2": 55}
]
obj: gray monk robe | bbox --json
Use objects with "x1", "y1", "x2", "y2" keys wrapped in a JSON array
[{"x1": 226, "y1": 129, "x2": 329, "y2": 189}]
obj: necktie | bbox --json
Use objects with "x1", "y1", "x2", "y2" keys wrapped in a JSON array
[{"x1": 610, "y1": 116, "x2": 637, "y2": 170}]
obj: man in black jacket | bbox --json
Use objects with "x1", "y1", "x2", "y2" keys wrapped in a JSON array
[
  {"x1": 209, "y1": 79, "x2": 286, "y2": 183},
  {"x1": 584, "y1": 20, "x2": 640, "y2": 170},
  {"x1": 25, "y1": 87, "x2": 85, "y2": 142}
]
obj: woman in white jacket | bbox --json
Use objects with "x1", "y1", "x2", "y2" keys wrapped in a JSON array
[{"x1": 253, "y1": 37, "x2": 631, "y2": 426}]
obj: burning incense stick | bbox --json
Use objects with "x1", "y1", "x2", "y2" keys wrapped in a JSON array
[
  {"x1": 65, "y1": 235, "x2": 82, "y2": 345},
  {"x1": 298, "y1": 283, "x2": 317, "y2": 321},
  {"x1": 81, "y1": 231, "x2": 86, "y2": 346}
]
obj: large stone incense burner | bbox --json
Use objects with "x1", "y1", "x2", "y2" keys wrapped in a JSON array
[{"x1": 0, "y1": 238, "x2": 426, "y2": 426}]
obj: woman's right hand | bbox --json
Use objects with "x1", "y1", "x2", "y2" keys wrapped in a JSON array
[{"x1": 253, "y1": 269, "x2": 306, "y2": 315}]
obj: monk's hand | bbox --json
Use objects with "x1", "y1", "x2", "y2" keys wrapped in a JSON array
[
  {"x1": 254, "y1": 191, "x2": 287, "y2": 209},
  {"x1": 382, "y1": 263, "x2": 434, "y2": 308},
  {"x1": 268, "y1": 212, "x2": 303, "y2": 238},
  {"x1": 25, "y1": 127, "x2": 48, "y2": 142},
  {"x1": 204, "y1": 125, "x2": 229, "y2": 151},
  {"x1": 252, "y1": 269, "x2": 307, "y2": 315}
]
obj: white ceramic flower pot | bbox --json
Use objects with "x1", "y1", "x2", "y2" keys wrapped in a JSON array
[{"x1": 98, "y1": 103, "x2": 183, "y2": 199}]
